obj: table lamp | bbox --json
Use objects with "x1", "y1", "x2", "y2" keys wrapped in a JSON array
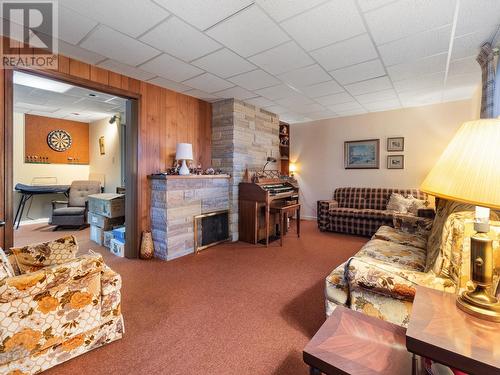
[
  {"x1": 176, "y1": 143, "x2": 193, "y2": 176},
  {"x1": 289, "y1": 162, "x2": 297, "y2": 177},
  {"x1": 420, "y1": 119, "x2": 500, "y2": 321}
]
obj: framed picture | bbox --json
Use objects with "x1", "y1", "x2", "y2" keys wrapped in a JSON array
[
  {"x1": 99, "y1": 136, "x2": 105, "y2": 155},
  {"x1": 387, "y1": 137, "x2": 404, "y2": 151},
  {"x1": 344, "y1": 139, "x2": 380, "y2": 169},
  {"x1": 387, "y1": 155, "x2": 404, "y2": 169}
]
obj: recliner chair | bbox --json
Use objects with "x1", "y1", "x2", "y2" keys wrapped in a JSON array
[{"x1": 50, "y1": 180, "x2": 101, "y2": 230}]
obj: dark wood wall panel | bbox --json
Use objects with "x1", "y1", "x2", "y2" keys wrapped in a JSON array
[{"x1": 0, "y1": 40, "x2": 212, "y2": 249}]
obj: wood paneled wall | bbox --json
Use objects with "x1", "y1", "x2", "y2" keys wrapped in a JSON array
[{"x1": 0, "y1": 44, "x2": 212, "y2": 248}]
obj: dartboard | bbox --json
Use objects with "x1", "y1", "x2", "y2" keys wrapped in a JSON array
[{"x1": 47, "y1": 130, "x2": 72, "y2": 152}]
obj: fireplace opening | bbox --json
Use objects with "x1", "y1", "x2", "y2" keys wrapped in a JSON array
[{"x1": 194, "y1": 210, "x2": 230, "y2": 254}]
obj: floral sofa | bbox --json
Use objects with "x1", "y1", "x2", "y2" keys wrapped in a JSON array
[
  {"x1": 325, "y1": 199, "x2": 499, "y2": 327},
  {"x1": 318, "y1": 187, "x2": 430, "y2": 237},
  {"x1": 0, "y1": 237, "x2": 123, "y2": 375}
]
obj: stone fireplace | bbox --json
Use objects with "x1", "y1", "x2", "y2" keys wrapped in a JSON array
[
  {"x1": 150, "y1": 175, "x2": 230, "y2": 260},
  {"x1": 211, "y1": 99, "x2": 280, "y2": 241}
]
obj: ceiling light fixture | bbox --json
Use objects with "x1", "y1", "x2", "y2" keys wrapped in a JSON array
[{"x1": 13, "y1": 71, "x2": 73, "y2": 93}]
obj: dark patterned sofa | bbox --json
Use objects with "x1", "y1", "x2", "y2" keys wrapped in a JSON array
[{"x1": 317, "y1": 187, "x2": 430, "y2": 237}]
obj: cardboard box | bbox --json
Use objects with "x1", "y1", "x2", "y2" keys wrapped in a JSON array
[
  {"x1": 90, "y1": 225, "x2": 104, "y2": 246},
  {"x1": 88, "y1": 212, "x2": 124, "y2": 230},
  {"x1": 103, "y1": 230, "x2": 114, "y2": 248},
  {"x1": 112, "y1": 226, "x2": 125, "y2": 243},
  {"x1": 88, "y1": 193, "x2": 125, "y2": 218},
  {"x1": 110, "y1": 238, "x2": 125, "y2": 257}
]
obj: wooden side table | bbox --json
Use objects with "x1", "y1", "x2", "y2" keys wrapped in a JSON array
[
  {"x1": 303, "y1": 306, "x2": 414, "y2": 374},
  {"x1": 406, "y1": 286, "x2": 500, "y2": 375}
]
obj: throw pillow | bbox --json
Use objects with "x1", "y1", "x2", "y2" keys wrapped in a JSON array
[
  {"x1": 0, "y1": 247, "x2": 15, "y2": 281},
  {"x1": 11, "y1": 235, "x2": 78, "y2": 274},
  {"x1": 407, "y1": 198, "x2": 428, "y2": 215},
  {"x1": 386, "y1": 193, "x2": 412, "y2": 213}
]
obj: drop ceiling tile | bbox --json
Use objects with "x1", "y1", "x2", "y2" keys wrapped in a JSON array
[
  {"x1": 206, "y1": 6, "x2": 289, "y2": 57},
  {"x1": 379, "y1": 26, "x2": 451, "y2": 67},
  {"x1": 451, "y1": 27, "x2": 498, "y2": 60},
  {"x1": 244, "y1": 96, "x2": 275, "y2": 108},
  {"x1": 62, "y1": 0, "x2": 170, "y2": 37},
  {"x1": 229, "y1": 69, "x2": 281, "y2": 91},
  {"x1": 328, "y1": 101, "x2": 365, "y2": 112},
  {"x1": 256, "y1": 0, "x2": 326, "y2": 22},
  {"x1": 58, "y1": 6, "x2": 97, "y2": 45},
  {"x1": 358, "y1": 0, "x2": 396, "y2": 12},
  {"x1": 191, "y1": 49, "x2": 256, "y2": 78},
  {"x1": 393, "y1": 72, "x2": 445, "y2": 93},
  {"x1": 278, "y1": 64, "x2": 331, "y2": 88},
  {"x1": 446, "y1": 73, "x2": 480, "y2": 88},
  {"x1": 183, "y1": 73, "x2": 234, "y2": 93},
  {"x1": 364, "y1": 0, "x2": 456, "y2": 45},
  {"x1": 248, "y1": 41, "x2": 314, "y2": 75},
  {"x1": 98, "y1": 59, "x2": 156, "y2": 81},
  {"x1": 334, "y1": 108, "x2": 368, "y2": 117},
  {"x1": 265, "y1": 105, "x2": 289, "y2": 115},
  {"x1": 254, "y1": 84, "x2": 298, "y2": 100},
  {"x1": 139, "y1": 54, "x2": 203, "y2": 82},
  {"x1": 354, "y1": 88, "x2": 399, "y2": 104},
  {"x1": 363, "y1": 99, "x2": 401, "y2": 111},
  {"x1": 275, "y1": 93, "x2": 314, "y2": 108},
  {"x1": 442, "y1": 85, "x2": 476, "y2": 101},
  {"x1": 281, "y1": 0, "x2": 365, "y2": 51},
  {"x1": 311, "y1": 34, "x2": 378, "y2": 71},
  {"x1": 140, "y1": 17, "x2": 220, "y2": 62},
  {"x1": 81, "y1": 25, "x2": 160, "y2": 66},
  {"x1": 387, "y1": 53, "x2": 447, "y2": 81},
  {"x1": 292, "y1": 103, "x2": 326, "y2": 114},
  {"x1": 330, "y1": 59, "x2": 386, "y2": 85},
  {"x1": 214, "y1": 86, "x2": 257, "y2": 100},
  {"x1": 448, "y1": 56, "x2": 481, "y2": 77},
  {"x1": 344, "y1": 76, "x2": 393, "y2": 95},
  {"x1": 301, "y1": 81, "x2": 344, "y2": 98},
  {"x1": 184, "y1": 89, "x2": 221, "y2": 101},
  {"x1": 315, "y1": 92, "x2": 353, "y2": 106},
  {"x1": 399, "y1": 90, "x2": 443, "y2": 107},
  {"x1": 155, "y1": 0, "x2": 253, "y2": 30},
  {"x1": 58, "y1": 40, "x2": 106, "y2": 65},
  {"x1": 455, "y1": 0, "x2": 500, "y2": 36},
  {"x1": 147, "y1": 77, "x2": 192, "y2": 92},
  {"x1": 302, "y1": 110, "x2": 337, "y2": 120}
]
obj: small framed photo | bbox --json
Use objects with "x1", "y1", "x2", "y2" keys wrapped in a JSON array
[
  {"x1": 387, "y1": 137, "x2": 404, "y2": 152},
  {"x1": 344, "y1": 139, "x2": 380, "y2": 169},
  {"x1": 387, "y1": 155, "x2": 404, "y2": 169}
]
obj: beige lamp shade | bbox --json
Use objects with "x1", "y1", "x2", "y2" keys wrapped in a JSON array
[
  {"x1": 420, "y1": 119, "x2": 500, "y2": 210},
  {"x1": 175, "y1": 143, "x2": 193, "y2": 160}
]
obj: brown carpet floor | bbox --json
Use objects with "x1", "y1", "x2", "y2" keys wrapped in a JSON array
[{"x1": 14, "y1": 221, "x2": 366, "y2": 375}]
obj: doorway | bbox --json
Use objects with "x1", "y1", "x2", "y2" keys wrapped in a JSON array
[{"x1": 2, "y1": 69, "x2": 139, "y2": 258}]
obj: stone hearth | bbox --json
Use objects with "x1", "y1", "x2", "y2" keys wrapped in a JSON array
[{"x1": 150, "y1": 175, "x2": 230, "y2": 260}]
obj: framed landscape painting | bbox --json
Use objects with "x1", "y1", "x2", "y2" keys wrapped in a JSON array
[{"x1": 344, "y1": 139, "x2": 380, "y2": 169}]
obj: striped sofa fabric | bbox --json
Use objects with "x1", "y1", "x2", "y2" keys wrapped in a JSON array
[{"x1": 317, "y1": 187, "x2": 428, "y2": 237}]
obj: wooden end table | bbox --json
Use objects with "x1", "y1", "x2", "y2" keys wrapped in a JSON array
[
  {"x1": 406, "y1": 286, "x2": 500, "y2": 375},
  {"x1": 303, "y1": 306, "x2": 415, "y2": 374}
]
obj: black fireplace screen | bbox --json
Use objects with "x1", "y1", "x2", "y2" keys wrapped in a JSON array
[{"x1": 194, "y1": 210, "x2": 229, "y2": 253}]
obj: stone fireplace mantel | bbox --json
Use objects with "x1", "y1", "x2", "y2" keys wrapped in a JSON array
[{"x1": 149, "y1": 174, "x2": 230, "y2": 260}]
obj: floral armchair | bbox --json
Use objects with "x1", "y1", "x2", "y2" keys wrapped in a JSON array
[
  {"x1": 325, "y1": 199, "x2": 499, "y2": 327},
  {"x1": 0, "y1": 247, "x2": 123, "y2": 375}
]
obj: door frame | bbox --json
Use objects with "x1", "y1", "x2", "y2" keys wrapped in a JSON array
[{"x1": 3, "y1": 68, "x2": 141, "y2": 258}]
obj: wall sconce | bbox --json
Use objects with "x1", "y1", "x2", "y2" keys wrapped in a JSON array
[{"x1": 289, "y1": 162, "x2": 297, "y2": 177}]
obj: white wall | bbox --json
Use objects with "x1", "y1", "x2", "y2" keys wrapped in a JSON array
[
  {"x1": 290, "y1": 100, "x2": 477, "y2": 219},
  {"x1": 13, "y1": 112, "x2": 90, "y2": 222},
  {"x1": 89, "y1": 117, "x2": 122, "y2": 193}
]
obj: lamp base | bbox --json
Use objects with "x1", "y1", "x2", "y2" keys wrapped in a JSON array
[
  {"x1": 179, "y1": 160, "x2": 190, "y2": 176},
  {"x1": 456, "y1": 287, "x2": 500, "y2": 322}
]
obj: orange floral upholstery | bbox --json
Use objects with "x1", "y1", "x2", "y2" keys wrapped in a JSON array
[{"x1": 0, "y1": 249, "x2": 123, "y2": 375}]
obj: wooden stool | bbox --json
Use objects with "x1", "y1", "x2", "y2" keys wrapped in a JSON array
[{"x1": 271, "y1": 203, "x2": 300, "y2": 246}]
